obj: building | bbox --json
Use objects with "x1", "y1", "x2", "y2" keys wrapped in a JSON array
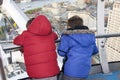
[
  {"x1": 20, "y1": 0, "x2": 32, "y2": 3},
  {"x1": 106, "y1": 1, "x2": 120, "y2": 62},
  {"x1": 75, "y1": 0, "x2": 87, "y2": 9},
  {"x1": 14, "y1": 0, "x2": 32, "y2": 3}
]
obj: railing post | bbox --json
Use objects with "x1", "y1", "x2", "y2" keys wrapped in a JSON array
[
  {"x1": 97, "y1": 0, "x2": 110, "y2": 73},
  {"x1": 0, "y1": 45, "x2": 7, "y2": 80}
]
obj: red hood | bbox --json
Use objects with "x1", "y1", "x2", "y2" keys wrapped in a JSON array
[{"x1": 28, "y1": 15, "x2": 52, "y2": 35}]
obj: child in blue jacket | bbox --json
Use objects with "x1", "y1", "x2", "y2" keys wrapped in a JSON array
[{"x1": 57, "y1": 15, "x2": 98, "y2": 80}]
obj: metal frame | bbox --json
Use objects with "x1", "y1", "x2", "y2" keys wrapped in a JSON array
[
  {"x1": 0, "y1": 45, "x2": 7, "y2": 80},
  {"x1": 97, "y1": 0, "x2": 110, "y2": 74},
  {"x1": 1, "y1": 0, "x2": 29, "y2": 33}
]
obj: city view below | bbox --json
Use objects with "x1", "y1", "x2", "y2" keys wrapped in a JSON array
[{"x1": 0, "y1": 0, "x2": 117, "y2": 40}]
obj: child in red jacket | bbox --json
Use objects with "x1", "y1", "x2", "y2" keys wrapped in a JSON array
[{"x1": 13, "y1": 15, "x2": 60, "y2": 80}]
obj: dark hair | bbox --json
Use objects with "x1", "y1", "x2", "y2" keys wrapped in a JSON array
[
  {"x1": 67, "y1": 15, "x2": 83, "y2": 29},
  {"x1": 26, "y1": 18, "x2": 35, "y2": 28}
]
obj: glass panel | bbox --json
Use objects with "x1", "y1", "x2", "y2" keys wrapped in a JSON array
[
  {"x1": 105, "y1": 1, "x2": 120, "y2": 62},
  {"x1": 8, "y1": 0, "x2": 120, "y2": 65},
  {"x1": 0, "y1": 15, "x2": 18, "y2": 41},
  {"x1": 14, "y1": 0, "x2": 100, "y2": 64}
]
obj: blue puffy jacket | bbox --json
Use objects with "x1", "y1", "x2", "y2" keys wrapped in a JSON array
[{"x1": 57, "y1": 29, "x2": 98, "y2": 78}]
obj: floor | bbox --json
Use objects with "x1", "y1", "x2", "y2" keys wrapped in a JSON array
[
  {"x1": 1, "y1": 69, "x2": 120, "y2": 80},
  {"x1": 87, "y1": 70, "x2": 120, "y2": 80}
]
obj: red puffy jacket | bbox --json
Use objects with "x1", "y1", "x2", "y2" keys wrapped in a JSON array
[{"x1": 13, "y1": 15, "x2": 60, "y2": 78}]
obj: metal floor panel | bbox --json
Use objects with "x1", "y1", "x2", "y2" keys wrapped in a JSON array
[{"x1": 87, "y1": 70, "x2": 120, "y2": 80}]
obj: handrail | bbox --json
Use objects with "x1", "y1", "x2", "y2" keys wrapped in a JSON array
[
  {"x1": 96, "y1": 33, "x2": 120, "y2": 38},
  {"x1": 56, "y1": 33, "x2": 120, "y2": 43},
  {"x1": 1, "y1": 33, "x2": 120, "y2": 51}
]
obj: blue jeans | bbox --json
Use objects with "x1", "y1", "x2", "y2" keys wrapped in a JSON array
[
  {"x1": 63, "y1": 75, "x2": 86, "y2": 80},
  {"x1": 32, "y1": 76, "x2": 57, "y2": 80}
]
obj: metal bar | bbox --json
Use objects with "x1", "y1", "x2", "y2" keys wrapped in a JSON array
[
  {"x1": 97, "y1": 0, "x2": 109, "y2": 74},
  {"x1": 96, "y1": 33, "x2": 120, "y2": 38},
  {"x1": 56, "y1": 33, "x2": 120, "y2": 43},
  {"x1": 0, "y1": 58, "x2": 6, "y2": 80},
  {"x1": 1, "y1": 33, "x2": 120, "y2": 51},
  {"x1": 1, "y1": 43, "x2": 21, "y2": 51},
  {"x1": 0, "y1": 45, "x2": 7, "y2": 80}
]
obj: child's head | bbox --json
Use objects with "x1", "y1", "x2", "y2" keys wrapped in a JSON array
[
  {"x1": 67, "y1": 15, "x2": 83, "y2": 29},
  {"x1": 26, "y1": 18, "x2": 35, "y2": 28}
]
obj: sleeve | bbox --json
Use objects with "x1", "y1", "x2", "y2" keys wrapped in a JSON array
[
  {"x1": 57, "y1": 35, "x2": 69, "y2": 57},
  {"x1": 13, "y1": 33, "x2": 24, "y2": 46},
  {"x1": 52, "y1": 32, "x2": 58, "y2": 40},
  {"x1": 92, "y1": 39, "x2": 99, "y2": 55}
]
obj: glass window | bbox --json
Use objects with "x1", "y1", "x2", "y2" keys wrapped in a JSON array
[{"x1": 0, "y1": 15, "x2": 18, "y2": 40}]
